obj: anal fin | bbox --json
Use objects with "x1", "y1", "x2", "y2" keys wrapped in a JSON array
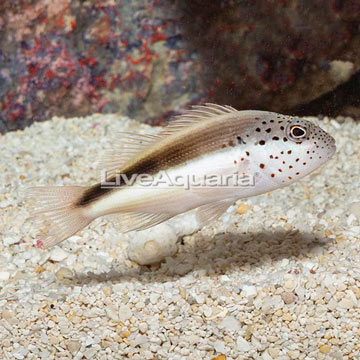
[{"x1": 108, "y1": 212, "x2": 174, "y2": 232}]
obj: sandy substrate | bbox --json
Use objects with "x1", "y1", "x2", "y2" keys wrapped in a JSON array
[{"x1": 0, "y1": 113, "x2": 359, "y2": 360}]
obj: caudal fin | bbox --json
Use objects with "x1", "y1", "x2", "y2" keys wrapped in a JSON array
[{"x1": 26, "y1": 186, "x2": 91, "y2": 249}]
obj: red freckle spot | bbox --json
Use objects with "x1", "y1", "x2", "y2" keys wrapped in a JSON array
[
  {"x1": 281, "y1": 151, "x2": 284, "y2": 154},
  {"x1": 275, "y1": 156, "x2": 279, "y2": 159},
  {"x1": 282, "y1": 161, "x2": 285, "y2": 164},
  {"x1": 296, "y1": 172, "x2": 300, "y2": 175},
  {"x1": 303, "y1": 162, "x2": 307, "y2": 165},
  {"x1": 270, "y1": 155, "x2": 273, "y2": 159},
  {"x1": 271, "y1": 173, "x2": 275, "y2": 177},
  {"x1": 241, "y1": 158, "x2": 244, "y2": 161},
  {"x1": 288, "y1": 150, "x2": 292, "y2": 154},
  {"x1": 36, "y1": 239, "x2": 44, "y2": 249},
  {"x1": 296, "y1": 158, "x2": 299, "y2": 162},
  {"x1": 260, "y1": 163, "x2": 265, "y2": 169},
  {"x1": 310, "y1": 157, "x2": 313, "y2": 159},
  {"x1": 246, "y1": 151, "x2": 250, "y2": 156},
  {"x1": 278, "y1": 169, "x2": 282, "y2": 172},
  {"x1": 319, "y1": 156, "x2": 322, "y2": 159},
  {"x1": 234, "y1": 160, "x2": 237, "y2": 164},
  {"x1": 289, "y1": 165, "x2": 293, "y2": 169},
  {"x1": 288, "y1": 176, "x2": 292, "y2": 180}
]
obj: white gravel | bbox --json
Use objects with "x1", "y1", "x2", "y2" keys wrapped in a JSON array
[{"x1": 0, "y1": 113, "x2": 359, "y2": 360}]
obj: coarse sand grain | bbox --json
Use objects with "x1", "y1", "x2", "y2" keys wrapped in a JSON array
[{"x1": 0, "y1": 113, "x2": 359, "y2": 360}]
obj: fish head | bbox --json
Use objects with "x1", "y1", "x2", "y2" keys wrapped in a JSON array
[{"x1": 250, "y1": 113, "x2": 336, "y2": 186}]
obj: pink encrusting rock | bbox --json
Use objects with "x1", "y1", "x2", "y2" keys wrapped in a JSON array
[{"x1": 0, "y1": 0, "x2": 359, "y2": 132}]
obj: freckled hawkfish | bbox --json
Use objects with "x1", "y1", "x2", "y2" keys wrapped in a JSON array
[{"x1": 27, "y1": 104, "x2": 336, "y2": 248}]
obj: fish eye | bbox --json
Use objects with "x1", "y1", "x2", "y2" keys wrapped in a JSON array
[{"x1": 286, "y1": 124, "x2": 308, "y2": 142}]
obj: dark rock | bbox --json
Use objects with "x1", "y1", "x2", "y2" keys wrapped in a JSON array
[{"x1": 0, "y1": 0, "x2": 359, "y2": 132}]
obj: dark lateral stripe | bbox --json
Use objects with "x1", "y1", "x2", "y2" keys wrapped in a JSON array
[
  {"x1": 76, "y1": 157, "x2": 166, "y2": 206},
  {"x1": 75, "y1": 156, "x2": 173, "y2": 206},
  {"x1": 76, "y1": 184, "x2": 113, "y2": 206},
  {"x1": 76, "y1": 113, "x2": 257, "y2": 207}
]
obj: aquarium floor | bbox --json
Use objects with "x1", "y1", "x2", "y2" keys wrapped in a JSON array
[{"x1": 0, "y1": 113, "x2": 359, "y2": 360}]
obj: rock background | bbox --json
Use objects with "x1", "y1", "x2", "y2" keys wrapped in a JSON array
[
  {"x1": 0, "y1": 0, "x2": 359, "y2": 132},
  {"x1": 1, "y1": 110, "x2": 360, "y2": 359}
]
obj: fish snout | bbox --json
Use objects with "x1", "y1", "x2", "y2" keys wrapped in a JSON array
[{"x1": 326, "y1": 134, "x2": 336, "y2": 159}]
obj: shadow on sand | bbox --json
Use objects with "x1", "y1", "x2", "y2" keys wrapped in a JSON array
[{"x1": 72, "y1": 229, "x2": 327, "y2": 285}]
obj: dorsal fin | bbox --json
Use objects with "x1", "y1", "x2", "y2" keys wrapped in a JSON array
[
  {"x1": 99, "y1": 131, "x2": 161, "y2": 178},
  {"x1": 159, "y1": 103, "x2": 240, "y2": 137},
  {"x1": 99, "y1": 103, "x2": 240, "y2": 177}
]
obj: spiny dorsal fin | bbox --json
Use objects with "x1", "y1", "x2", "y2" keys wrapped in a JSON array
[
  {"x1": 99, "y1": 103, "x2": 239, "y2": 177},
  {"x1": 159, "y1": 103, "x2": 239, "y2": 137}
]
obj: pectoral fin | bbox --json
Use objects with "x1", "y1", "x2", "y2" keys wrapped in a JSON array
[{"x1": 190, "y1": 162, "x2": 250, "y2": 198}]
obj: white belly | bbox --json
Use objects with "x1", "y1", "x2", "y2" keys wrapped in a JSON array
[{"x1": 85, "y1": 147, "x2": 279, "y2": 218}]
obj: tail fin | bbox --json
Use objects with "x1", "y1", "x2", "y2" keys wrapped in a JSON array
[{"x1": 26, "y1": 186, "x2": 91, "y2": 249}]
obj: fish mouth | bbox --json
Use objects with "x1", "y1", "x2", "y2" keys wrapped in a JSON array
[
  {"x1": 327, "y1": 141, "x2": 336, "y2": 160},
  {"x1": 322, "y1": 131, "x2": 336, "y2": 158}
]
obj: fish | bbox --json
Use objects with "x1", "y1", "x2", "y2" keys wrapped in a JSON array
[{"x1": 27, "y1": 103, "x2": 336, "y2": 249}]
